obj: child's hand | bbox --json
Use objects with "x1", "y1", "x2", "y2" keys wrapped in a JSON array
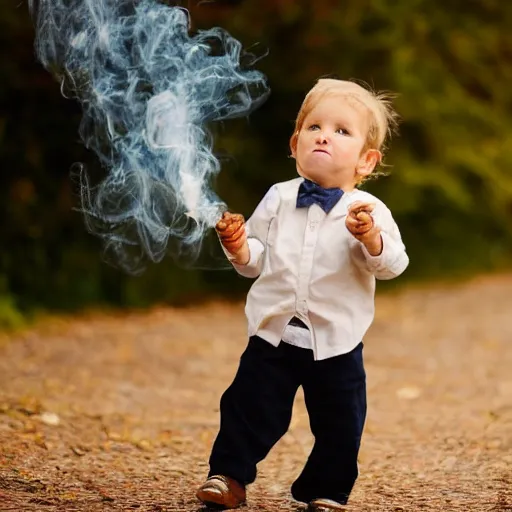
[
  {"x1": 346, "y1": 201, "x2": 383, "y2": 256},
  {"x1": 216, "y1": 211, "x2": 250, "y2": 264}
]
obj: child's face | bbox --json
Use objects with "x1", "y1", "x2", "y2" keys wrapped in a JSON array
[{"x1": 293, "y1": 95, "x2": 378, "y2": 190}]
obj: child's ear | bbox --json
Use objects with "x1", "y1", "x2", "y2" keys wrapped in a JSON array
[
  {"x1": 356, "y1": 149, "x2": 381, "y2": 178},
  {"x1": 289, "y1": 132, "x2": 299, "y2": 158}
]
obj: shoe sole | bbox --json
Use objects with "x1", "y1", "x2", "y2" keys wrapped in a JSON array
[
  {"x1": 196, "y1": 486, "x2": 244, "y2": 509},
  {"x1": 307, "y1": 501, "x2": 346, "y2": 511}
]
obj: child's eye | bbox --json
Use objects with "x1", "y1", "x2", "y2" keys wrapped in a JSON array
[
  {"x1": 336, "y1": 127, "x2": 349, "y2": 135},
  {"x1": 308, "y1": 124, "x2": 320, "y2": 131}
]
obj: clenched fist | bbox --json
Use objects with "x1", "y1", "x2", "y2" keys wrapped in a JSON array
[
  {"x1": 216, "y1": 211, "x2": 250, "y2": 264},
  {"x1": 346, "y1": 201, "x2": 383, "y2": 256}
]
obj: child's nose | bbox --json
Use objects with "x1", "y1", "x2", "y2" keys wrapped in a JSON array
[{"x1": 315, "y1": 132, "x2": 328, "y2": 144}]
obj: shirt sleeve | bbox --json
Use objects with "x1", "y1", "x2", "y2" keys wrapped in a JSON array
[
  {"x1": 359, "y1": 203, "x2": 409, "y2": 280},
  {"x1": 221, "y1": 184, "x2": 280, "y2": 278}
]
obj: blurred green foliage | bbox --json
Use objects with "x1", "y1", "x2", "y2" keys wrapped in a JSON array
[{"x1": 1, "y1": 0, "x2": 511, "y2": 324}]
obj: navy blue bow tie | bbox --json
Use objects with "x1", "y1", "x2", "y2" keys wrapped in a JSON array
[{"x1": 296, "y1": 179, "x2": 344, "y2": 214}]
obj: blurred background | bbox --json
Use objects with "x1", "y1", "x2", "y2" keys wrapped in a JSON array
[{"x1": 1, "y1": 0, "x2": 511, "y2": 328}]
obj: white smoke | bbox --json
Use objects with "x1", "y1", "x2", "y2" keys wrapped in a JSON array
[{"x1": 29, "y1": 0, "x2": 269, "y2": 272}]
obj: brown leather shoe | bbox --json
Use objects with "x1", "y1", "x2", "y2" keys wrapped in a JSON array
[
  {"x1": 307, "y1": 498, "x2": 346, "y2": 511},
  {"x1": 196, "y1": 475, "x2": 246, "y2": 509}
]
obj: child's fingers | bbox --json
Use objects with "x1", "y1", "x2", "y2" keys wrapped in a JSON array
[
  {"x1": 353, "y1": 225, "x2": 373, "y2": 235},
  {"x1": 222, "y1": 212, "x2": 244, "y2": 224},
  {"x1": 346, "y1": 216, "x2": 362, "y2": 229},
  {"x1": 223, "y1": 232, "x2": 247, "y2": 252},
  {"x1": 216, "y1": 214, "x2": 245, "y2": 236},
  {"x1": 225, "y1": 240, "x2": 245, "y2": 253},
  {"x1": 221, "y1": 224, "x2": 246, "y2": 244},
  {"x1": 216, "y1": 211, "x2": 231, "y2": 230},
  {"x1": 346, "y1": 214, "x2": 370, "y2": 228},
  {"x1": 346, "y1": 216, "x2": 374, "y2": 236},
  {"x1": 356, "y1": 211, "x2": 373, "y2": 224},
  {"x1": 230, "y1": 213, "x2": 245, "y2": 223},
  {"x1": 222, "y1": 222, "x2": 244, "y2": 237},
  {"x1": 348, "y1": 202, "x2": 375, "y2": 216}
]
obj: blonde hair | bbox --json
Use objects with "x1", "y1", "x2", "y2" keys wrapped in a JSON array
[{"x1": 290, "y1": 78, "x2": 399, "y2": 169}]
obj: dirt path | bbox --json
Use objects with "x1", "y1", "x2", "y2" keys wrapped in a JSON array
[{"x1": 1, "y1": 274, "x2": 511, "y2": 511}]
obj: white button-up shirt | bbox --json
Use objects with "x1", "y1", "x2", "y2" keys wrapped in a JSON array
[{"x1": 224, "y1": 177, "x2": 409, "y2": 360}]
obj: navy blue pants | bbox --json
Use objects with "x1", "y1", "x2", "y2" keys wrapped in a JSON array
[{"x1": 208, "y1": 335, "x2": 367, "y2": 504}]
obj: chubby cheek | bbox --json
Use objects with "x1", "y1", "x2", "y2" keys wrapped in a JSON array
[
  {"x1": 294, "y1": 138, "x2": 309, "y2": 166},
  {"x1": 295, "y1": 133, "x2": 308, "y2": 153},
  {"x1": 336, "y1": 142, "x2": 362, "y2": 164},
  {"x1": 296, "y1": 148, "x2": 318, "y2": 171}
]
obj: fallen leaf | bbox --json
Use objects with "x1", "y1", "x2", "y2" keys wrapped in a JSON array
[{"x1": 71, "y1": 446, "x2": 86, "y2": 456}]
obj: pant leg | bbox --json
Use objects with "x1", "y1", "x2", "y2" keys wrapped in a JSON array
[
  {"x1": 291, "y1": 342, "x2": 367, "y2": 504},
  {"x1": 208, "y1": 336, "x2": 302, "y2": 485}
]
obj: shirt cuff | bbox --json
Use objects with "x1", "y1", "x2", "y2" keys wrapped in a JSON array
[
  {"x1": 360, "y1": 231, "x2": 404, "y2": 274},
  {"x1": 225, "y1": 237, "x2": 265, "y2": 277}
]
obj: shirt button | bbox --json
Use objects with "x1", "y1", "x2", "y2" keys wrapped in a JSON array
[{"x1": 297, "y1": 300, "x2": 308, "y2": 314}]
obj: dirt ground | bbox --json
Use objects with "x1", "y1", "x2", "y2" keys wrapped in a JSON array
[{"x1": 1, "y1": 273, "x2": 511, "y2": 511}]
